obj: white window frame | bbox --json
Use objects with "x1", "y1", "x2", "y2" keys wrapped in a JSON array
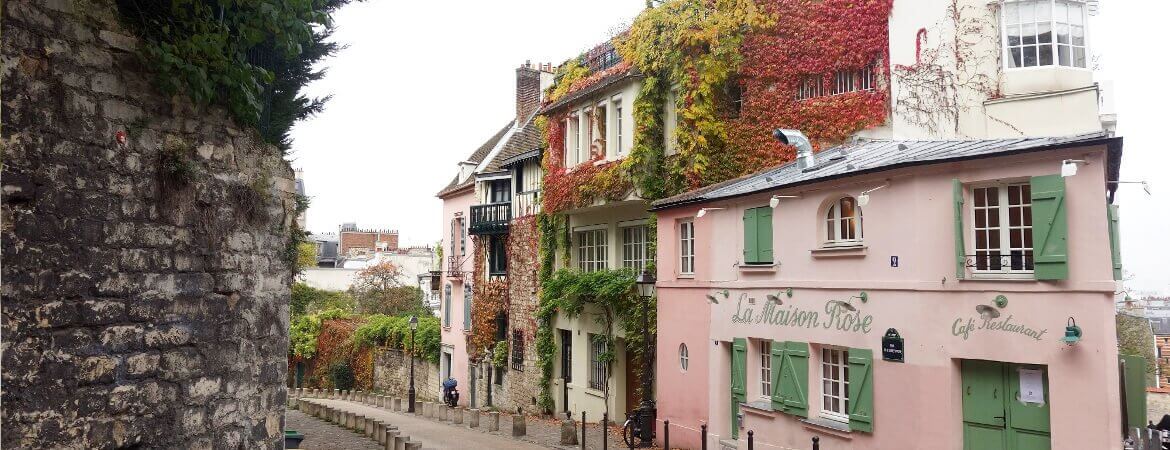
[
  {"x1": 679, "y1": 219, "x2": 695, "y2": 276},
  {"x1": 824, "y1": 197, "x2": 863, "y2": 247},
  {"x1": 594, "y1": 100, "x2": 608, "y2": 159},
  {"x1": 759, "y1": 340, "x2": 772, "y2": 399},
  {"x1": 970, "y1": 181, "x2": 1034, "y2": 278},
  {"x1": 566, "y1": 116, "x2": 579, "y2": 167},
  {"x1": 576, "y1": 227, "x2": 608, "y2": 272},
  {"x1": 1000, "y1": 0, "x2": 1089, "y2": 70},
  {"x1": 612, "y1": 97, "x2": 624, "y2": 155},
  {"x1": 580, "y1": 109, "x2": 592, "y2": 163},
  {"x1": 620, "y1": 222, "x2": 649, "y2": 273},
  {"x1": 820, "y1": 347, "x2": 850, "y2": 423}
]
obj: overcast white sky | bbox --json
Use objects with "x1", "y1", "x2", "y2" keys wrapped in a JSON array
[{"x1": 288, "y1": 1, "x2": 1169, "y2": 295}]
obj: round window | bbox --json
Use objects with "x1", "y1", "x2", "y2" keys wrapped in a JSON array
[{"x1": 679, "y1": 343, "x2": 689, "y2": 372}]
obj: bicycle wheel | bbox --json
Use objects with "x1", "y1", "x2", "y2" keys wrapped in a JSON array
[{"x1": 622, "y1": 421, "x2": 637, "y2": 448}]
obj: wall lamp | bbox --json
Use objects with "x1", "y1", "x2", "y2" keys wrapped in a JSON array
[
  {"x1": 857, "y1": 183, "x2": 889, "y2": 207},
  {"x1": 1060, "y1": 159, "x2": 1088, "y2": 177},
  {"x1": 1063, "y1": 317, "x2": 1082, "y2": 345},
  {"x1": 697, "y1": 207, "x2": 724, "y2": 218},
  {"x1": 769, "y1": 195, "x2": 801, "y2": 208},
  {"x1": 1107, "y1": 180, "x2": 1152, "y2": 196}
]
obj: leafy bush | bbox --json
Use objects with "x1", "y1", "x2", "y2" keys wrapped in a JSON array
[
  {"x1": 328, "y1": 362, "x2": 355, "y2": 391},
  {"x1": 492, "y1": 341, "x2": 509, "y2": 367},
  {"x1": 291, "y1": 283, "x2": 355, "y2": 318},
  {"x1": 289, "y1": 308, "x2": 349, "y2": 358},
  {"x1": 350, "y1": 314, "x2": 441, "y2": 364}
]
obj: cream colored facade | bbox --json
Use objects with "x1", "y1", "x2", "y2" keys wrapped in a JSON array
[{"x1": 887, "y1": 0, "x2": 1110, "y2": 140}]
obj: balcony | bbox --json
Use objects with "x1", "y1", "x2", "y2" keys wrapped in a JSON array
[
  {"x1": 447, "y1": 255, "x2": 464, "y2": 278},
  {"x1": 514, "y1": 190, "x2": 540, "y2": 217},
  {"x1": 469, "y1": 202, "x2": 511, "y2": 235}
]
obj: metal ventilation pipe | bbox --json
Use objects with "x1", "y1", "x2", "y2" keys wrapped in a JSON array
[{"x1": 773, "y1": 129, "x2": 814, "y2": 169}]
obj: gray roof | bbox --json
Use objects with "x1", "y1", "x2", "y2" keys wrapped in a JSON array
[
  {"x1": 651, "y1": 132, "x2": 1122, "y2": 211},
  {"x1": 1153, "y1": 317, "x2": 1170, "y2": 336},
  {"x1": 436, "y1": 121, "x2": 514, "y2": 198}
]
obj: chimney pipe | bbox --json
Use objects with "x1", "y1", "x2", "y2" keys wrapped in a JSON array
[{"x1": 773, "y1": 129, "x2": 814, "y2": 169}]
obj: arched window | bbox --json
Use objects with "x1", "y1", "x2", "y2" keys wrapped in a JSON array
[
  {"x1": 826, "y1": 197, "x2": 863, "y2": 244},
  {"x1": 679, "y1": 343, "x2": 689, "y2": 372}
]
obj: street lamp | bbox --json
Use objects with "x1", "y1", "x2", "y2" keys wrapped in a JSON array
[
  {"x1": 407, "y1": 315, "x2": 418, "y2": 413},
  {"x1": 635, "y1": 269, "x2": 657, "y2": 445}
]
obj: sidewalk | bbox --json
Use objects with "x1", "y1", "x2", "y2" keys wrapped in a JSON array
[{"x1": 299, "y1": 398, "x2": 634, "y2": 450}]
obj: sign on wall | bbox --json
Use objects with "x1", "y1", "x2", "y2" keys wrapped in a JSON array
[{"x1": 881, "y1": 328, "x2": 904, "y2": 362}]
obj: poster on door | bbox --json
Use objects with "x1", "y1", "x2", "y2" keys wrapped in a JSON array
[{"x1": 1018, "y1": 368, "x2": 1045, "y2": 404}]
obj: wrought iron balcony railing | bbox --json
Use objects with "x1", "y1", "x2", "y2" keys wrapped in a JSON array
[
  {"x1": 447, "y1": 255, "x2": 464, "y2": 278},
  {"x1": 469, "y1": 202, "x2": 511, "y2": 235},
  {"x1": 964, "y1": 253, "x2": 1034, "y2": 272}
]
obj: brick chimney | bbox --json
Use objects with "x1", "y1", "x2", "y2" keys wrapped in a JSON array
[{"x1": 516, "y1": 60, "x2": 543, "y2": 123}]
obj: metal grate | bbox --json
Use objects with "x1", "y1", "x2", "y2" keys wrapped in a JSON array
[{"x1": 511, "y1": 330, "x2": 525, "y2": 371}]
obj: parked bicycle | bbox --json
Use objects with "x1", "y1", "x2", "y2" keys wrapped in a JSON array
[{"x1": 622, "y1": 408, "x2": 652, "y2": 448}]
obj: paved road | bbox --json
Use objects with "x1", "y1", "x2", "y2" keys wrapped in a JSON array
[
  {"x1": 285, "y1": 409, "x2": 382, "y2": 450},
  {"x1": 309, "y1": 399, "x2": 547, "y2": 450}
]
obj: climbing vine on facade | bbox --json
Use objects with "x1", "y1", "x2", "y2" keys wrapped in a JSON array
[{"x1": 468, "y1": 236, "x2": 509, "y2": 360}]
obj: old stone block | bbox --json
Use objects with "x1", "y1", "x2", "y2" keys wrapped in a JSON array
[
  {"x1": 90, "y1": 72, "x2": 125, "y2": 96},
  {"x1": 512, "y1": 414, "x2": 526, "y2": 436},
  {"x1": 124, "y1": 351, "x2": 160, "y2": 378},
  {"x1": 98, "y1": 30, "x2": 137, "y2": 52},
  {"x1": 467, "y1": 409, "x2": 480, "y2": 428},
  {"x1": 66, "y1": 90, "x2": 97, "y2": 117},
  {"x1": 453, "y1": 407, "x2": 463, "y2": 424},
  {"x1": 100, "y1": 99, "x2": 141, "y2": 122},
  {"x1": 560, "y1": 418, "x2": 578, "y2": 445},
  {"x1": 393, "y1": 435, "x2": 410, "y2": 450},
  {"x1": 144, "y1": 324, "x2": 192, "y2": 348},
  {"x1": 486, "y1": 411, "x2": 499, "y2": 432},
  {"x1": 99, "y1": 325, "x2": 143, "y2": 351},
  {"x1": 75, "y1": 44, "x2": 113, "y2": 68},
  {"x1": 187, "y1": 377, "x2": 222, "y2": 400},
  {"x1": 78, "y1": 355, "x2": 118, "y2": 383}
]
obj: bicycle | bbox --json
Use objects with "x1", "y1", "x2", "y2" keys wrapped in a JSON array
[{"x1": 622, "y1": 408, "x2": 652, "y2": 448}]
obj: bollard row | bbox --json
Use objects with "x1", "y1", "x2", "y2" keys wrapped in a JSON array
[{"x1": 299, "y1": 398, "x2": 422, "y2": 450}]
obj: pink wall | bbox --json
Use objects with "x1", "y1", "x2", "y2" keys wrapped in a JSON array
[
  {"x1": 654, "y1": 144, "x2": 1123, "y2": 449},
  {"x1": 440, "y1": 187, "x2": 475, "y2": 405}
]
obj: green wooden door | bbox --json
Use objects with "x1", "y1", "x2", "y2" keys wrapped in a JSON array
[
  {"x1": 731, "y1": 338, "x2": 747, "y2": 439},
  {"x1": 962, "y1": 361, "x2": 1051, "y2": 450}
]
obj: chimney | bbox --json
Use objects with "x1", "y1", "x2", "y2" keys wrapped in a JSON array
[
  {"x1": 516, "y1": 60, "x2": 542, "y2": 123},
  {"x1": 773, "y1": 129, "x2": 815, "y2": 169}
]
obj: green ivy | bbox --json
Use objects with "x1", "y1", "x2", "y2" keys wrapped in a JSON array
[
  {"x1": 114, "y1": 0, "x2": 349, "y2": 151},
  {"x1": 351, "y1": 313, "x2": 442, "y2": 364},
  {"x1": 492, "y1": 340, "x2": 509, "y2": 368},
  {"x1": 289, "y1": 307, "x2": 349, "y2": 359}
]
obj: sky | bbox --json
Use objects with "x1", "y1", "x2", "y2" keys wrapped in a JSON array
[{"x1": 288, "y1": 1, "x2": 1169, "y2": 295}]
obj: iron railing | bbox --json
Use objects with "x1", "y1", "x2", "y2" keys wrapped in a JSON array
[
  {"x1": 964, "y1": 253, "x2": 1034, "y2": 271},
  {"x1": 469, "y1": 202, "x2": 511, "y2": 235}
]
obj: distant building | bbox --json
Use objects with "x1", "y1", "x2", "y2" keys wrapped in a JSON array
[
  {"x1": 308, "y1": 232, "x2": 339, "y2": 268},
  {"x1": 294, "y1": 168, "x2": 307, "y2": 229},
  {"x1": 339, "y1": 222, "x2": 399, "y2": 257}
]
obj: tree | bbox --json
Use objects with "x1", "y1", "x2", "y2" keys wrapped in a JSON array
[
  {"x1": 349, "y1": 261, "x2": 429, "y2": 316},
  {"x1": 291, "y1": 282, "x2": 355, "y2": 318},
  {"x1": 296, "y1": 242, "x2": 317, "y2": 272}
]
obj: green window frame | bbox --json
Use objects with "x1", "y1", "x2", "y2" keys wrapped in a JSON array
[{"x1": 742, "y1": 206, "x2": 774, "y2": 265}]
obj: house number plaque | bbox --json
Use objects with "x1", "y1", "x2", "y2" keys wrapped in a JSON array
[{"x1": 881, "y1": 328, "x2": 904, "y2": 362}]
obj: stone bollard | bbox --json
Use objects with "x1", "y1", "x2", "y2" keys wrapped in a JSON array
[
  {"x1": 512, "y1": 413, "x2": 526, "y2": 437},
  {"x1": 453, "y1": 407, "x2": 464, "y2": 424},
  {"x1": 439, "y1": 405, "x2": 449, "y2": 421},
  {"x1": 414, "y1": 401, "x2": 423, "y2": 415},
  {"x1": 392, "y1": 398, "x2": 402, "y2": 412},
  {"x1": 374, "y1": 422, "x2": 384, "y2": 444},
  {"x1": 486, "y1": 411, "x2": 500, "y2": 432},
  {"x1": 404, "y1": 442, "x2": 422, "y2": 450},
  {"x1": 393, "y1": 434, "x2": 411, "y2": 450},
  {"x1": 421, "y1": 402, "x2": 429, "y2": 418},
  {"x1": 365, "y1": 416, "x2": 375, "y2": 437},
  {"x1": 384, "y1": 428, "x2": 399, "y2": 450},
  {"x1": 333, "y1": 389, "x2": 340, "y2": 399},
  {"x1": 559, "y1": 417, "x2": 578, "y2": 445},
  {"x1": 349, "y1": 412, "x2": 358, "y2": 430},
  {"x1": 468, "y1": 409, "x2": 480, "y2": 428},
  {"x1": 378, "y1": 395, "x2": 386, "y2": 408}
]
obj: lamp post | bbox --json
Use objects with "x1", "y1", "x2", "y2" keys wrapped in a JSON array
[
  {"x1": 635, "y1": 269, "x2": 657, "y2": 445},
  {"x1": 407, "y1": 315, "x2": 418, "y2": 413}
]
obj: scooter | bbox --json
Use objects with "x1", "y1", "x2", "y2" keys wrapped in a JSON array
[{"x1": 443, "y1": 387, "x2": 460, "y2": 407}]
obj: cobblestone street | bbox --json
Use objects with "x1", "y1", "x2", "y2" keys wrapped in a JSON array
[{"x1": 286, "y1": 409, "x2": 382, "y2": 450}]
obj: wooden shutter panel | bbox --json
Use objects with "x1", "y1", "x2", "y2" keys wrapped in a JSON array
[
  {"x1": 847, "y1": 348, "x2": 874, "y2": 432},
  {"x1": 1030, "y1": 175, "x2": 1069, "y2": 280},
  {"x1": 1108, "y1": 204, "x2": 1123, "y2": 281},
  {"x1": 953, "y1": 179, "x2": 966, "y2": 280},
  {"x1": 731, "y1": 338, "x2": 748, "y2": 439},
  {"x1": 463, "y1": 283, "x2": 472, "y2": 331},
  {"x1": 743, "y1": 208, "x2": 759, "y2": 263},
  {"x1": 1121, "y1": 354, "x2": 1148, "y2": 429},
  {"x1": 770, "y1": 340, "x2": 786, "y2": 412},
  {"x1": 757, "y1": 207, "x2": 773, "y2": 263},
  {"x1": 780, "y1": 341, "x2": 809, "y2": 418}
]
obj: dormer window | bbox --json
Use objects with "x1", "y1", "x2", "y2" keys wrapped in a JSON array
[{"x1": 1002, "y1": 0, "x2": 1087, "y2": 69}]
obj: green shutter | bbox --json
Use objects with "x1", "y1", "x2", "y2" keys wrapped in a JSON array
[
  {"x1": 779, "y1": 341, "x2": 809, "y2": 418},
  {"x1": 731, "y1": 338, "x2": 747, "y2": 439},
  {"x1": 757, "y1": 207, "x2": 773, "y2": 263},
  {"x1": 770, "y1": 340, "x2": 786, "y2": 412},
  {"x1": 1121, "y1": 354, "x2": 1147, "y2": 429},
  {"x1": 953, "y1": 179, "x2": 966, "y2": 280},
  {"x1": 1030, "y1": 175, "x2": 1069, "y2": 280},
  {"x1": 743, "y1": 208, "x2": 759, "y2": 263},
  {"x1": 1108, "y1": 204, "x2": 1123, "y2": 281},
  {"x1": 847, "y1": 348, "x2": 874, "y2": 432}
]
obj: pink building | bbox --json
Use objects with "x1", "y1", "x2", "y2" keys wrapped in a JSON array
[{"x1": 650, "y1": 132, "x2": 1137, "y2": 450}]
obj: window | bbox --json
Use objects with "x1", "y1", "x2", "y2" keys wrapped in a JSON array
[
  {"x1": 743, "y1": 207, "x2": 773, "y2": 264},
  {"x1": 821, "y1": 348, "x2": 850, "y2": 422},
  {"x1": 679, "y1": 220, "x2": 695, "y2": 274},
  {"x1": 613, "y1": 100, "x2": 624, "y2": 154},
  {"x1": 594, "y1": 105, "x2": 607, "y2": 158},
  {"x1": 679, "y1": 343, "x2": 689, "y2": 372},
  {"x1": 443, "y1": 284, "x2": 452, "y2": 327},
  {"x1": 825, "y1": 197, "x2": 863, "y2": 245},
  {"x1": 621, "y1": 224, "x2": 649, "y2": 273},
  {"x1": 832, "y1": 70, "x2": 855, "y2": 95},
  {"x1": 581, "y1": 111, "x2": 592, "y2": 162},
  {"x1": 463, "y1": 283, "x2": 472, "y2": 331},
  {"x1": 972, "y1": 183, "x2": 1034, "y2": 273},
  {"x1": 588, "y1": 334, "x2": 608, "y2": 390},
  {"x1": 489, "y1": 179, "x2": 511, "y2": 203},
  {"x1": 760, "y1": 341, "x2": 772, "y2": 397},
  {"x1": 576, "y1": 228, "x2": 608, "y2": 272},
  {"x1": 1003, "y1": 0, "x2": 1086, "y2": 68},
  {"x1": 488, "y1": 234, "x2": 507, "y2": 276},
  {"x1": 567, "y1": 116, "x2": 580, "y2": 166},
  {"x1": 796, "y1": 75, "x2": 824, "y2": 100},
  {"x1": 511, "y1": 330, "x2": 525, "y2": 371}
]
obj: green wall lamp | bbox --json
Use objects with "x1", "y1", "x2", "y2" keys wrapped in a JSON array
[{"x1": 1063, "y1": 317, "x2": 1082, "y2": 345}]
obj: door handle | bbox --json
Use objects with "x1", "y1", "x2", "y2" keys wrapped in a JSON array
[{"x1": 993, "y1": 388, "x2": 997, "y2": 399}]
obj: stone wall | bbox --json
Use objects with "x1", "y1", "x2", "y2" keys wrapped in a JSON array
[
  {"x1": 502, "y1": 215, "x2": 543, "y2": 412},
  {"x1": 2, "y1": 1, "x2": 296, "y2": 448},
  {"x1": 372, "y1": 348, "x2": 441, "y2": 402}
]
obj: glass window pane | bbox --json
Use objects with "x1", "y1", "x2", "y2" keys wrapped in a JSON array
[
  {"x1": 1035, "y1": 0, "x2": 1051, "y2": 21},
  {"x1": 975, "y1": 209, "x2": 986, "y2": 227},
  {"x1": 1071, "y1": 25, "x2": 1085, "y2": 46},
  {"x1": 1068, "y1": 3, "x2": 1083, "y2": 25},
  {"x1": 1056, "y1": 23, "x2": 1069, "y2": 44},
  {"x1": 1009, "y1": 48, "x2": 1022, "y2": 68},
  {"x1": 1023, "y1": 206, "x2": 1032, "y2": 226},
  {"x1": 1005, "y1": 2, "x2": 1019, "y2": 24},
  {"x1": 976, "y1": 230, "x2": 987, "y2": 249},
  {"x1": 1011, "y1": 229, "x2": 1022, "y2": 248},
  {"x1": 1022, "y1": 24, "x2": 1037, "y2": 45},
  {"x1": 1038, "y1": 44, "x2": 1053, "y2": 65},
  {"x1": 1007, "y1": 25, "x2": 1021, "y2": 47},
  {"x1": 990, "y1": 229, "x2": 1001, "y2": 249},
  {"x1": 1023, "y1": 46, "x2": 1038, "y2": 67},
  {"x1": 1054, "y1": 1, "x2": 1068, "y2": 23},
  {"x1": 986, "y1": 187, "x2": 999, "y2": 206},
  {"x1": 1020, "y1": 2, "x2": 1034, "y2": 22},
  {"x1": 1037, "y1": 22, "x2": 1052, "y2": 44},
  {"x1": 1073, "y1": 47, "x2": 1085, "y2": 68},
  {"x1": 988, "y1": 209, "x2": 1000, "y2": 228}
]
